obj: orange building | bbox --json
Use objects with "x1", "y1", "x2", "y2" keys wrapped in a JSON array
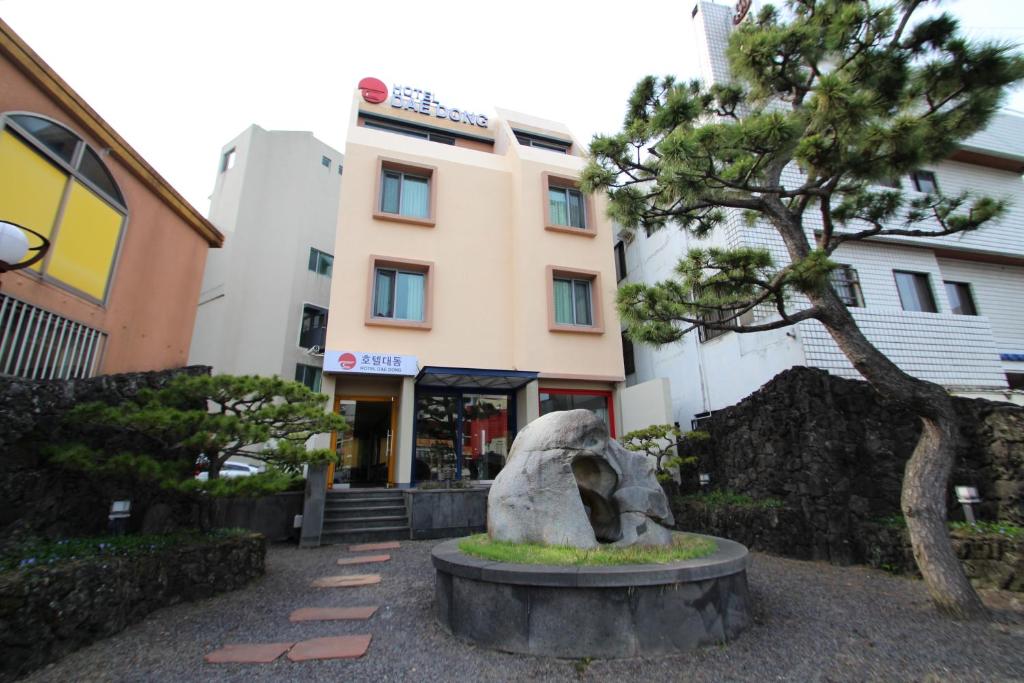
[{"x1": 0, "y1": 19, "x2": 222, "y2": 379}]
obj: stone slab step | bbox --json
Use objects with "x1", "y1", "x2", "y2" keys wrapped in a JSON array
[
  {"x1": 311, "y1": 574, "x2": 381, "y2": 588},
  {"x1": 289, "y1": 606, "x2": 378, "y2": 622},
  {"x1": 349, "y1": 541, "x2": 401, "y2": 552},
  {"x1": 326, "y1": 490, "x2": 404, "y2": 498},
  {"x1": 324, "y1": 516, "x2": 408, "y2": 531},
  {"x1": 288, "y1": 634, "x2": 372, "y2": 662},
  {"x1": 320, "y1": 528, "x2": 409, "y2": 544},
  {"x1": 327, "y1": 501, "x2": 407, "y2": 511},
  {"x1": 325, "y1": 497, "x2": 404, "y2": 507},
  {"x1": 337, "y1": 554, "x2": 390, "y2": 566},
  {"x1": 205, "y1": 642, "x2": 294, "y2": 664}
]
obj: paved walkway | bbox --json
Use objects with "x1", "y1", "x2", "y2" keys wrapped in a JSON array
[{"x1": 21, "y1": 540, "x2": 1024, "y2": 682}]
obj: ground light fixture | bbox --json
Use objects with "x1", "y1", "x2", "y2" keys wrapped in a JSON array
[
  {"x1": 108, "y1": 499, "x2": 131, "y2": 535},
  {"x1": 699, "y1": 472, "x2": 711, "y2": 488},
  {"x1": 0, "y1": 220, "x2": 50, "y2": 288},
  {"x1": 955, "y1": 485, "x2": 981, "y2": 524}
]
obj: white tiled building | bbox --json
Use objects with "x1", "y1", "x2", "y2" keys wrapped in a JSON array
[
  {"x1": 620, "y1": 1, "x2": 1024, "y2": 426},
  {"x1": 189, "y1": 126, "x2": 343, "y2": 391}
]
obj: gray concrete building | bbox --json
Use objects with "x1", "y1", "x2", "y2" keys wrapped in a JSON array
[{"x1": 189, "y1": 125, "x2": 342, "y2": 389}]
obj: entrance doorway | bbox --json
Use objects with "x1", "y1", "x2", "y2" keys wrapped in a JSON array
[{"x1": 330, "y1": 396, "x2": 396, "y2": 488}]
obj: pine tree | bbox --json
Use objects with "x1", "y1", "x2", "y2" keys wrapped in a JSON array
[{"x1": 583, "y1": 0, "x2": 1024, "y2": 619}]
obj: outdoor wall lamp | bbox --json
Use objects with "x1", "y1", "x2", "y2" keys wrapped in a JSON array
[
  {"x1": 0, "y1": 220, "x2": 50, "y2": 288},
  {"x1": 699, "y1": 473, "x2": 711, "y2": 488}
]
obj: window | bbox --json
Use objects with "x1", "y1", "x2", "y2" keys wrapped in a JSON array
[
  {"x1": 550, "y1": 186, "x2": 585, "y2": 229},
  {"x1": 543, "y1": 173, "x2": 594, "y2": 236},
  {"x1": 299, "y1": 304, "x2": 327, "y2": 348},
  {"x1": 374, "y1": 158, "x2": 436, "y2": 226},
  {"x1": 220, "y1": 147, "x2": 236, "y2": 172},
  {"x1": 944, "y1": 281, "x2": 978, "y2": 316},
  {"x1": 0, "y1": 113, "x2": 126, "y2": 303},
  {"x1": 614, "y1": 241, "x2": 627, "y2": 282},
  {"x1": 308, "y1": 247, "x2": 333, "y2": 277},
  {"x1": 894, "y1": 271, "x2": 938, "y2": 312},
  {"x1": 547, "y1": 266, "x2": 604, "y2": 333},
  {"x1": 697, "y1": 307, "x2": 732, "y2": 343},
  {"x1": 514, "y1": 130, "x2": 571, "y2": 153},
  {"x1": 381, "y1": 170, "x2": 429, "y2": 217},
  {"x1": 830, "y1": 265, "x2": 864, "y2": 307},
  {"x1": 374, "y1": 269, "x2": 425, "y2": 321},
  {"x1": 321, "y1": 155, "x2": 331, "y2": 169},
  {"x1": 415, "y1": 392, "x2": 512, "y2": 482},
  {"x1": 622, "y1": 332, "x2": 636, "y2": 375},
  {"x1": 364, "y1": 119, "x2": 455, "y2": 145},
  {"x1": 338, "y1": 164, "x2": 344, "y2": 175},
  {"x1": 366, "y1": 256, "x2": 433, "y2": 329},
  {"x1": 554, "y1": 278, "x2": 593, "y2": 326},
  {"x1": 539, "y1": 389, "x2": 615, "y2": 437},
  {"x1": 1007, "y1": 373, "x2": 1024, "y2": 390},
  {"x1": 911, "y1": 170, "x2": 938, "y2": 194},
  {"x1": 294, "y1": 363, "x2": 323, "y2": 392}
]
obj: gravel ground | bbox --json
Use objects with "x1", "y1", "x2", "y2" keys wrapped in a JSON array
[{"x1": 22, "y1": 540, "x2": 1024, "y2": 683}]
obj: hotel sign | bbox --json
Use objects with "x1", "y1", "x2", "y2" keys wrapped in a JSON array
[
  {"x1": 323, "y1": 349, "x2": 418, "y2": 376},
  {"x1": 358, "y1": 76, "x2": 489, "y2": 128}
]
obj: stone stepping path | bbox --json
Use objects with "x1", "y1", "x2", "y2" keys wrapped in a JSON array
[
  {"x1": 288, "y1": 634, "x2": 373, "y2": 662},
  {"x1": 348, "y1": 541, "x2": 400, "y2": 552},
  {"x1": 205, "y1": 635, "x2": 372, "y2": 664},
  {"x1": 337, "y1": 554, "x2": 390, "y2": 566},
  {"x1": 311, "y1": 574, "x2": 381, "y2": 588},
  {"x1": 289, "y1": 607, "x2": 378, "y2": 622},
  {"x1": 205, "y1": 642, "x2": 294, "y2": 664}
]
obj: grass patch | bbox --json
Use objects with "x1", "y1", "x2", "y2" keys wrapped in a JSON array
[
  {"x1": 458, "y1": 532, "x2": 716, "y2": 566},
  {"x1": 871, "y1": 516, "x2": 1022, "y2": 538},
  {"x1": 949, "y1": 521, "x2": 1023, "y2": 538},
  {"x1": 678, "y1": 490, "x2": 784, "y2": 509},
  {"x1": 0, "y1": 528, "x2": 250, "y2": 572}
]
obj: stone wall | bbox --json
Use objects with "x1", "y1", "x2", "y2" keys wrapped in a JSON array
[
  {"x1": 406, "y1": 487, "x2": 488, "y2": 540},
  {"x1": 688, "y1": 367, "x2": 1023, "y2": 563},
  {"x1": 0, "y1": 366, "x2": 210, "y2": 541},
  {"x1": 673, "y1": 498, "x2": 1022, "y2": 591},
  {"x1": 0, "y1": 532, "x2": 265, "y2": 682}
]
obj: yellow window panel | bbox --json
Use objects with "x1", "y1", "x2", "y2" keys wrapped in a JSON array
[
  {"x1": 0, "y1": 130, "x2": 67, "y2": 270},
  {"x1": 47, "y1": 181, "x2": 123, "y2": 301}
]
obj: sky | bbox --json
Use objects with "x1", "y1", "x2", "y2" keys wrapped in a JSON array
[{"x1": 3, "y1": 0, "x2": 1024, "y2": 214}]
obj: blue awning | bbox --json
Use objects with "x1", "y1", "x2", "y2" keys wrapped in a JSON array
[
  {"x1": 1001, "y1": 353, "x2": 1024, "y2": 362},
  {"x1": 416, "y1": 366, "x2": 538, "y2": 390}
]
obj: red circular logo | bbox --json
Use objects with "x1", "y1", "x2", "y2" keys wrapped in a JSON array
[
  {"x1": 338, "y1": 352, "x2": 357, "y2": 370},
  {"x1": 358, "y1": 77, "x2": 388, "y2": 104}
]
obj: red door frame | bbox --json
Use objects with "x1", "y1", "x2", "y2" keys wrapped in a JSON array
[{"x1": 538, "y1": 387, "x2": 616, "y2": 438}]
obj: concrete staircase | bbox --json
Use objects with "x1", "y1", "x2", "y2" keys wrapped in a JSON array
[{"x1": 320, "y1": 489, "x2": 410, "y2": 544}]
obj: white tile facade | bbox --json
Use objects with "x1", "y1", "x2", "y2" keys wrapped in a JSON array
[{"x1": 621, "y1": 1, "x2": 1024, "y2": 425}]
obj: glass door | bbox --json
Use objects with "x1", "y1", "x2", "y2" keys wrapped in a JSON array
[{"x1": 331, "y1": 396, "x2": 396, "y2": 488}]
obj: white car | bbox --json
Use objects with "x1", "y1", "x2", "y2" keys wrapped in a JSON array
[{"x1": 195, "y1": 461, "x2": 262, "y2": 480}]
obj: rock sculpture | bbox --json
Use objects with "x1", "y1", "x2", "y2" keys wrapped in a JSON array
[{"x1": 487, "y1": 410, "x2": 675, "y2": 548}]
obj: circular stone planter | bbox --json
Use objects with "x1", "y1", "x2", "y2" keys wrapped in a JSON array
[{"x1": 431, "y1": 534, "x2": 752, "y2": 658}]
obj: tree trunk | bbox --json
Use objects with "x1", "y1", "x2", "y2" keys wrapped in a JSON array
[{"x1": 812, "y1": 290, "x2": 988, "y2": 620}]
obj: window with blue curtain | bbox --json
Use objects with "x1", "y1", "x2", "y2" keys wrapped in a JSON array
[
  {"x1": 548, "y1": 186, "x2": 585, "y2": 228},
  {"x1": 380, "y1": 170, "x2": 430, "y2": 218},
  {"x1": 554, "y1": 277, "x2": 592, "y2": 325},
  {"x1": 373, "y1": 268, "x2": 425, "y2": 321}
]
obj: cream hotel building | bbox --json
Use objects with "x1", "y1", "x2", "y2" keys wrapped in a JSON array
[{"x1": 321, "y1": 77, "x2": 629, "y2": 488}]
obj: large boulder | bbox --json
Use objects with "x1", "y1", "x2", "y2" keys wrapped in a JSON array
[{"x1": 487, "y1": 410, "x2": 674, "y2": 548}]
